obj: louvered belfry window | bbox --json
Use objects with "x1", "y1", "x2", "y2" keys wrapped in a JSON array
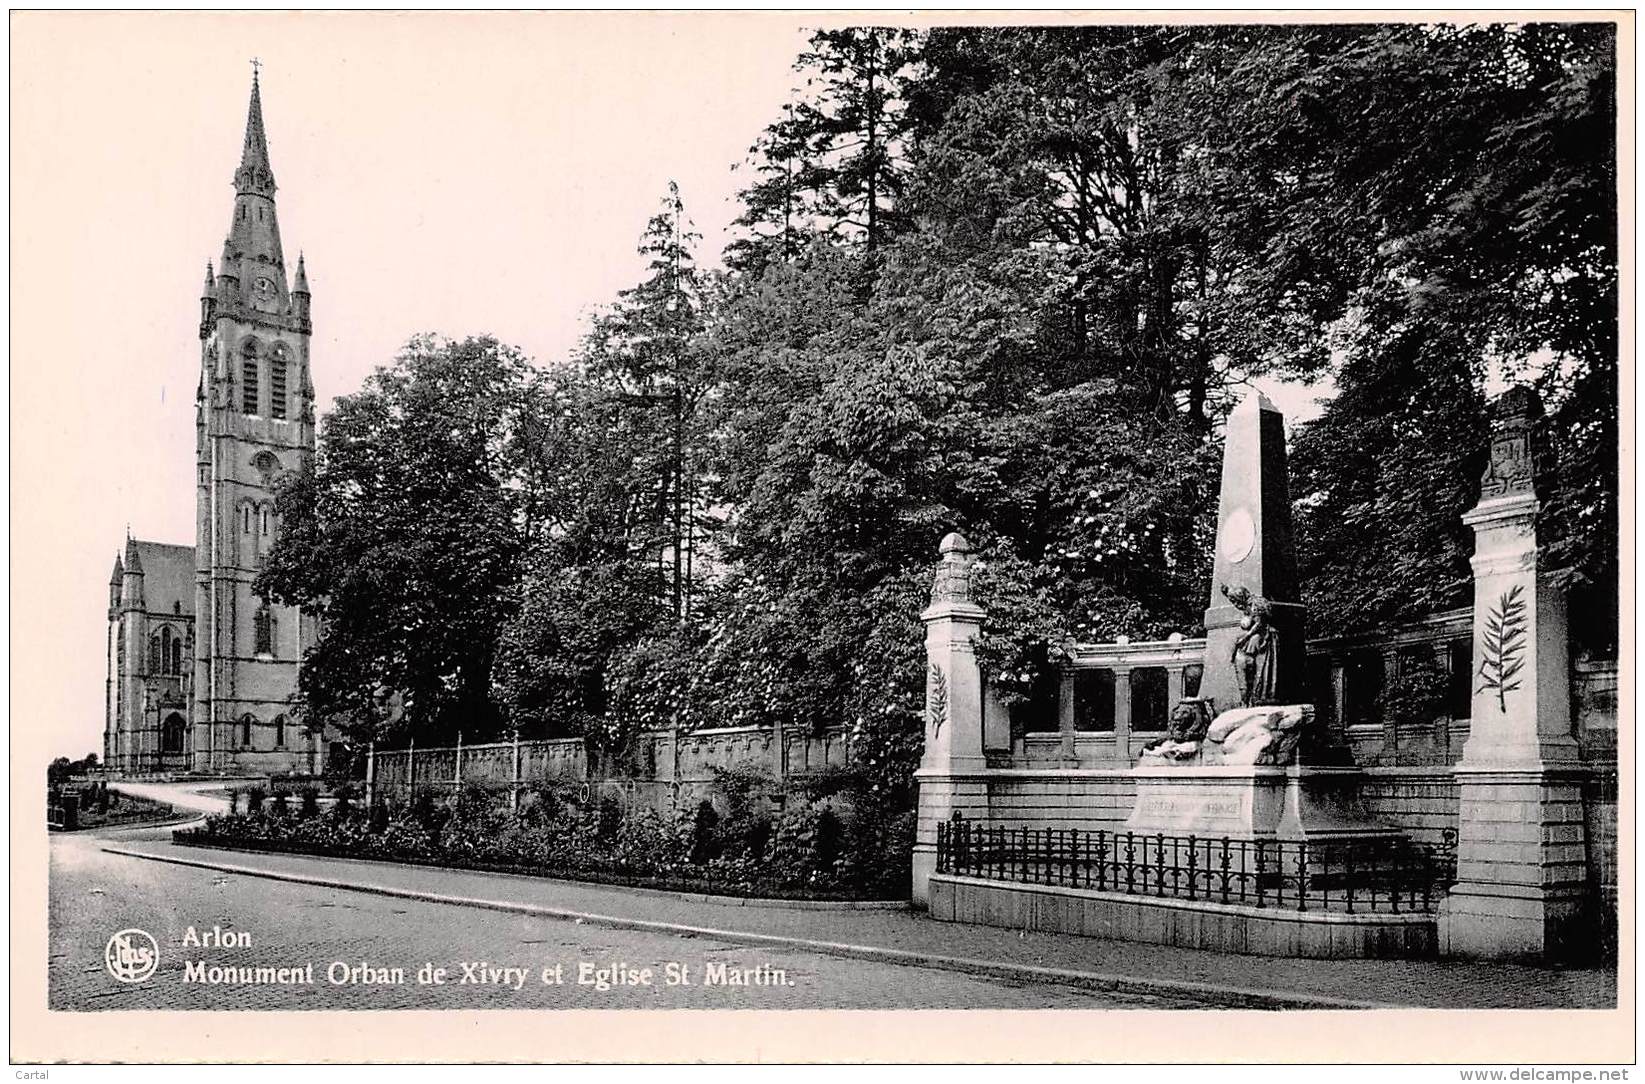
[
  {"x1": 242, "y1": 343, "x2": 260, "y2": 414},
  {"x1": 270, "y1": 347, "x2": 288, "y2": 420}
]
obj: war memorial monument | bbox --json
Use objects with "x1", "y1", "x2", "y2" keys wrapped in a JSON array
[{"x1": 915, "y1": 387, "x2": 1600, "y2": 962}]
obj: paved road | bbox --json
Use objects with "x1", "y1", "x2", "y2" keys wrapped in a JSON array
[
  {"x1": 50, "y1": 824, "x2": 1202, "y2": 1011},
  {"x1": 107, "y1": 778, "x2": 231, "y2": 817}
]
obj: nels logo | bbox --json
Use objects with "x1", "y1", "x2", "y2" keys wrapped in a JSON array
[{"x1": 105, "y1": 929, "x2": 159, "y2": 983}]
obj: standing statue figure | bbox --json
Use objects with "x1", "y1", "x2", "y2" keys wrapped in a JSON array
[{"x1": 1221, "y1": 584, "x2": 1279, "y2": 707}]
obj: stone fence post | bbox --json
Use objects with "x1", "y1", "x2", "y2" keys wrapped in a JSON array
[
  {"x1": 510, "y1": 730, "x2": 522, "y2": 812},
  {"x1": 911, "y1": 532, "x2": 992, "y2": 906},
  {"x1": 364, "y1": 741, "x2": 376, "y2": 810}
]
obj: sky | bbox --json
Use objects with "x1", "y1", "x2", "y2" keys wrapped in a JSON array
[
  {"x1": 13, "y1": 12, "x2": 1335, "y2": 762},
  {"x1": 13, "y1": 12, "x2": 816, "y2": 759}
]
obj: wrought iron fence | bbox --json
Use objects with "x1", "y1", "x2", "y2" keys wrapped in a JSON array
[{"x1": 935, "y1": 818, "x2": 1458, "y2": 914}]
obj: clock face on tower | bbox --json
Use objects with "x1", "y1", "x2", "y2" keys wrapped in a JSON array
[{"x1": 252, "y1": 276, "x2": 277, "y2": 308}]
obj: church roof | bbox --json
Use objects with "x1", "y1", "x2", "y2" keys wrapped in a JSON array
[{"x1": 130, "y1": 540, "x2": 195, "y2": 617}]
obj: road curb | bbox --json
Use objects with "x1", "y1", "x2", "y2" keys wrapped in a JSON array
[{"x1": 100, "y1": 843, "x2": 1393, "y2": 1010}]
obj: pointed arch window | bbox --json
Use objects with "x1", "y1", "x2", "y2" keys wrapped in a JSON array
[
  {"x1": 240, "y1": 714, "x2": 255, "y2": 748},
  {"x1": 162, "y1": 713, "x2": 186, "y2": 754},
  {"x1": 254, "y1": 604, "x2": 275, "y2": 656},
  {"x1": 256, "y1": 502, "x2": 277, "y2": 560},
  {"x1": 151, "y1": 626, "x2": 183, "y2": 675},
  {"x1": 241, "y1": 340, "x2": 261, "y2": 414},
  {"x1": 273, "y1": 714, "x2": 286, "y2": 748}
]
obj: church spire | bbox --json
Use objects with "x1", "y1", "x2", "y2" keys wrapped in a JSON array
[
  {"x1": 235, "y1": 64, "x2": 275, "y2": 196},
  {"x1": 218, "y1": 64, "x2": 288, "y2": 314}
]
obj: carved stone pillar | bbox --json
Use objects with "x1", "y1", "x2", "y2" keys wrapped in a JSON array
[
  {"x1": 1112, "y1": 667, "x2": 1134, "y2": 762},
  {"x1": 1330, "y1": 661, "x2": 1347, "y2": 737},
  {"x1": 1441, "y1": 387, "x2": 1590, "y2": 960},
  {"x1": 1057, "y1": 669, "x2": 1077, "y2": 762},
  {"x1": 913, "y1": 533, "x2": 992, "y2": 905},
  {"x1": 1381, "y1": 650, "x2": 1400, "y2": 763}
]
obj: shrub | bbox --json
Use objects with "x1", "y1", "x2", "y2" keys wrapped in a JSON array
[
  {"x1": 709, "y1": 764, "x2": 771, "y2": 820},
  {"x1": 298, "y1": 785, "x2": 320, "y2": 818},
  {"x1": 766, "y1": 804, "x2": 823, "y2": 885},
  {"x1": 368, "y1": 795, "x2": 392, "y2": 833},
  {"x1": 269, "y1": 790, "x2": 290, "y2": 818},
  {"x1": 181, "y1": 777, "x2": 908, "y2": 901},
  {"x1": 245, "y1": 785, "x2": 268, "y2": 814},
  {"x1": 452, "y1": 783, "x2": 498, "y2": 824},
  {"x1": 331, "y1": 784, "x2": 356, "y2": 819},
  {"x1": 718, "y1": 809, "x2": 773, "y2": 863},
  {"x1": 409, "y1": 787, "x2": 450, "y2": 832},
  {"x1": 814, "y1": 807, "x2": 844, "y2": 870},
  {"x1": 1379, "y1": 662, "x2": 1451, "y2": 729},
  {"x1": 688, "y1": 800, "x2": 720, "y2": 863},
  {"x1": 595, "y1": 795, "x2": 624, "y2": 842},
  {"x1": 611, "y1": 810, "x2": 685, "y2": 872}
]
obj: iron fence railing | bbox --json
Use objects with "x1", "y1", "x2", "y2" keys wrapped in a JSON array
[{"x1": 935, "y1": 818, "x2": 1458, "y2": 915}]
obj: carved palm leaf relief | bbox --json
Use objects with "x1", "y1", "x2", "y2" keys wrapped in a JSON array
[
  {"x1": 927, "y1": 664, "x2": 948, "y2": 738},
  {"x1": 1476, "y1": 583, "x2": 1528, "y2": 713}
]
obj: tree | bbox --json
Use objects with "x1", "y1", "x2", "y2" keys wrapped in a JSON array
[
  {"x1": 258, "y1": 335, "x2": 532, "y2": 745},
  {"x1": 491, "y1": 189, "x2": 723, "y2": 746},
  {"x1": 1228, "y1": 23, "x2": 1619, "y2": 645},
  {"x1": 1292, "y1": 305, "x2": 1490, "y2": 634},
  {"x1": 729, "y1": 27, "x2": 920, "y2": 281},
  {"x1": 575, "y1": 182, "x2": 716, "y2": 622},
  {"x1": 906, "y1": 26, "x2": 1344, "y2": 430}
]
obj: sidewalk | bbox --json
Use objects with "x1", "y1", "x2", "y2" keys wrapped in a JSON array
[{"x1": 104, "y1": 837, "x2": 1615, "y2": 1010}]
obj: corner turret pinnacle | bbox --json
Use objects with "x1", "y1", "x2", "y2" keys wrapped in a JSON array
[
  {"x1": 293, "y1": 252, "x2": 309, "y2": 294},
  {"x1": 199, "y1": 260, "x2": 218, "y2": 340}
]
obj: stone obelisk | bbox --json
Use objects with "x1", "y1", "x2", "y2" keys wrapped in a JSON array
[{"x1": 1200, "y1": 390, "x2": 1306, "y2": 713}]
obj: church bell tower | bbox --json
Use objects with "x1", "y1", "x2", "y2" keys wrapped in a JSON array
[{"x1": 193, "y1": 69, "x2": 318, "y2": 771}]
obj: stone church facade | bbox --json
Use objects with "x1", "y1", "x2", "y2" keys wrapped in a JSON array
[{"x1": 104, "y1": 74, "x2": 325, "y2": 775}]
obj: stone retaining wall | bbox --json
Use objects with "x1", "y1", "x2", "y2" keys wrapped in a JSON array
[
  {"x1": 928, "y1": 874, "x2": 1437, "y2": 960},
  {"x1": 915, "y1": 765, "x2": 1617, "y2": 907},
  {"x1": 369, "y1": 725, "x2": 851, "y2": 816}
]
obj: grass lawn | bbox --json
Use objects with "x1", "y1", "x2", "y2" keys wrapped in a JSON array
[{"x1": 53, "y1": 793, "x2": 187, "y2": 831}]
